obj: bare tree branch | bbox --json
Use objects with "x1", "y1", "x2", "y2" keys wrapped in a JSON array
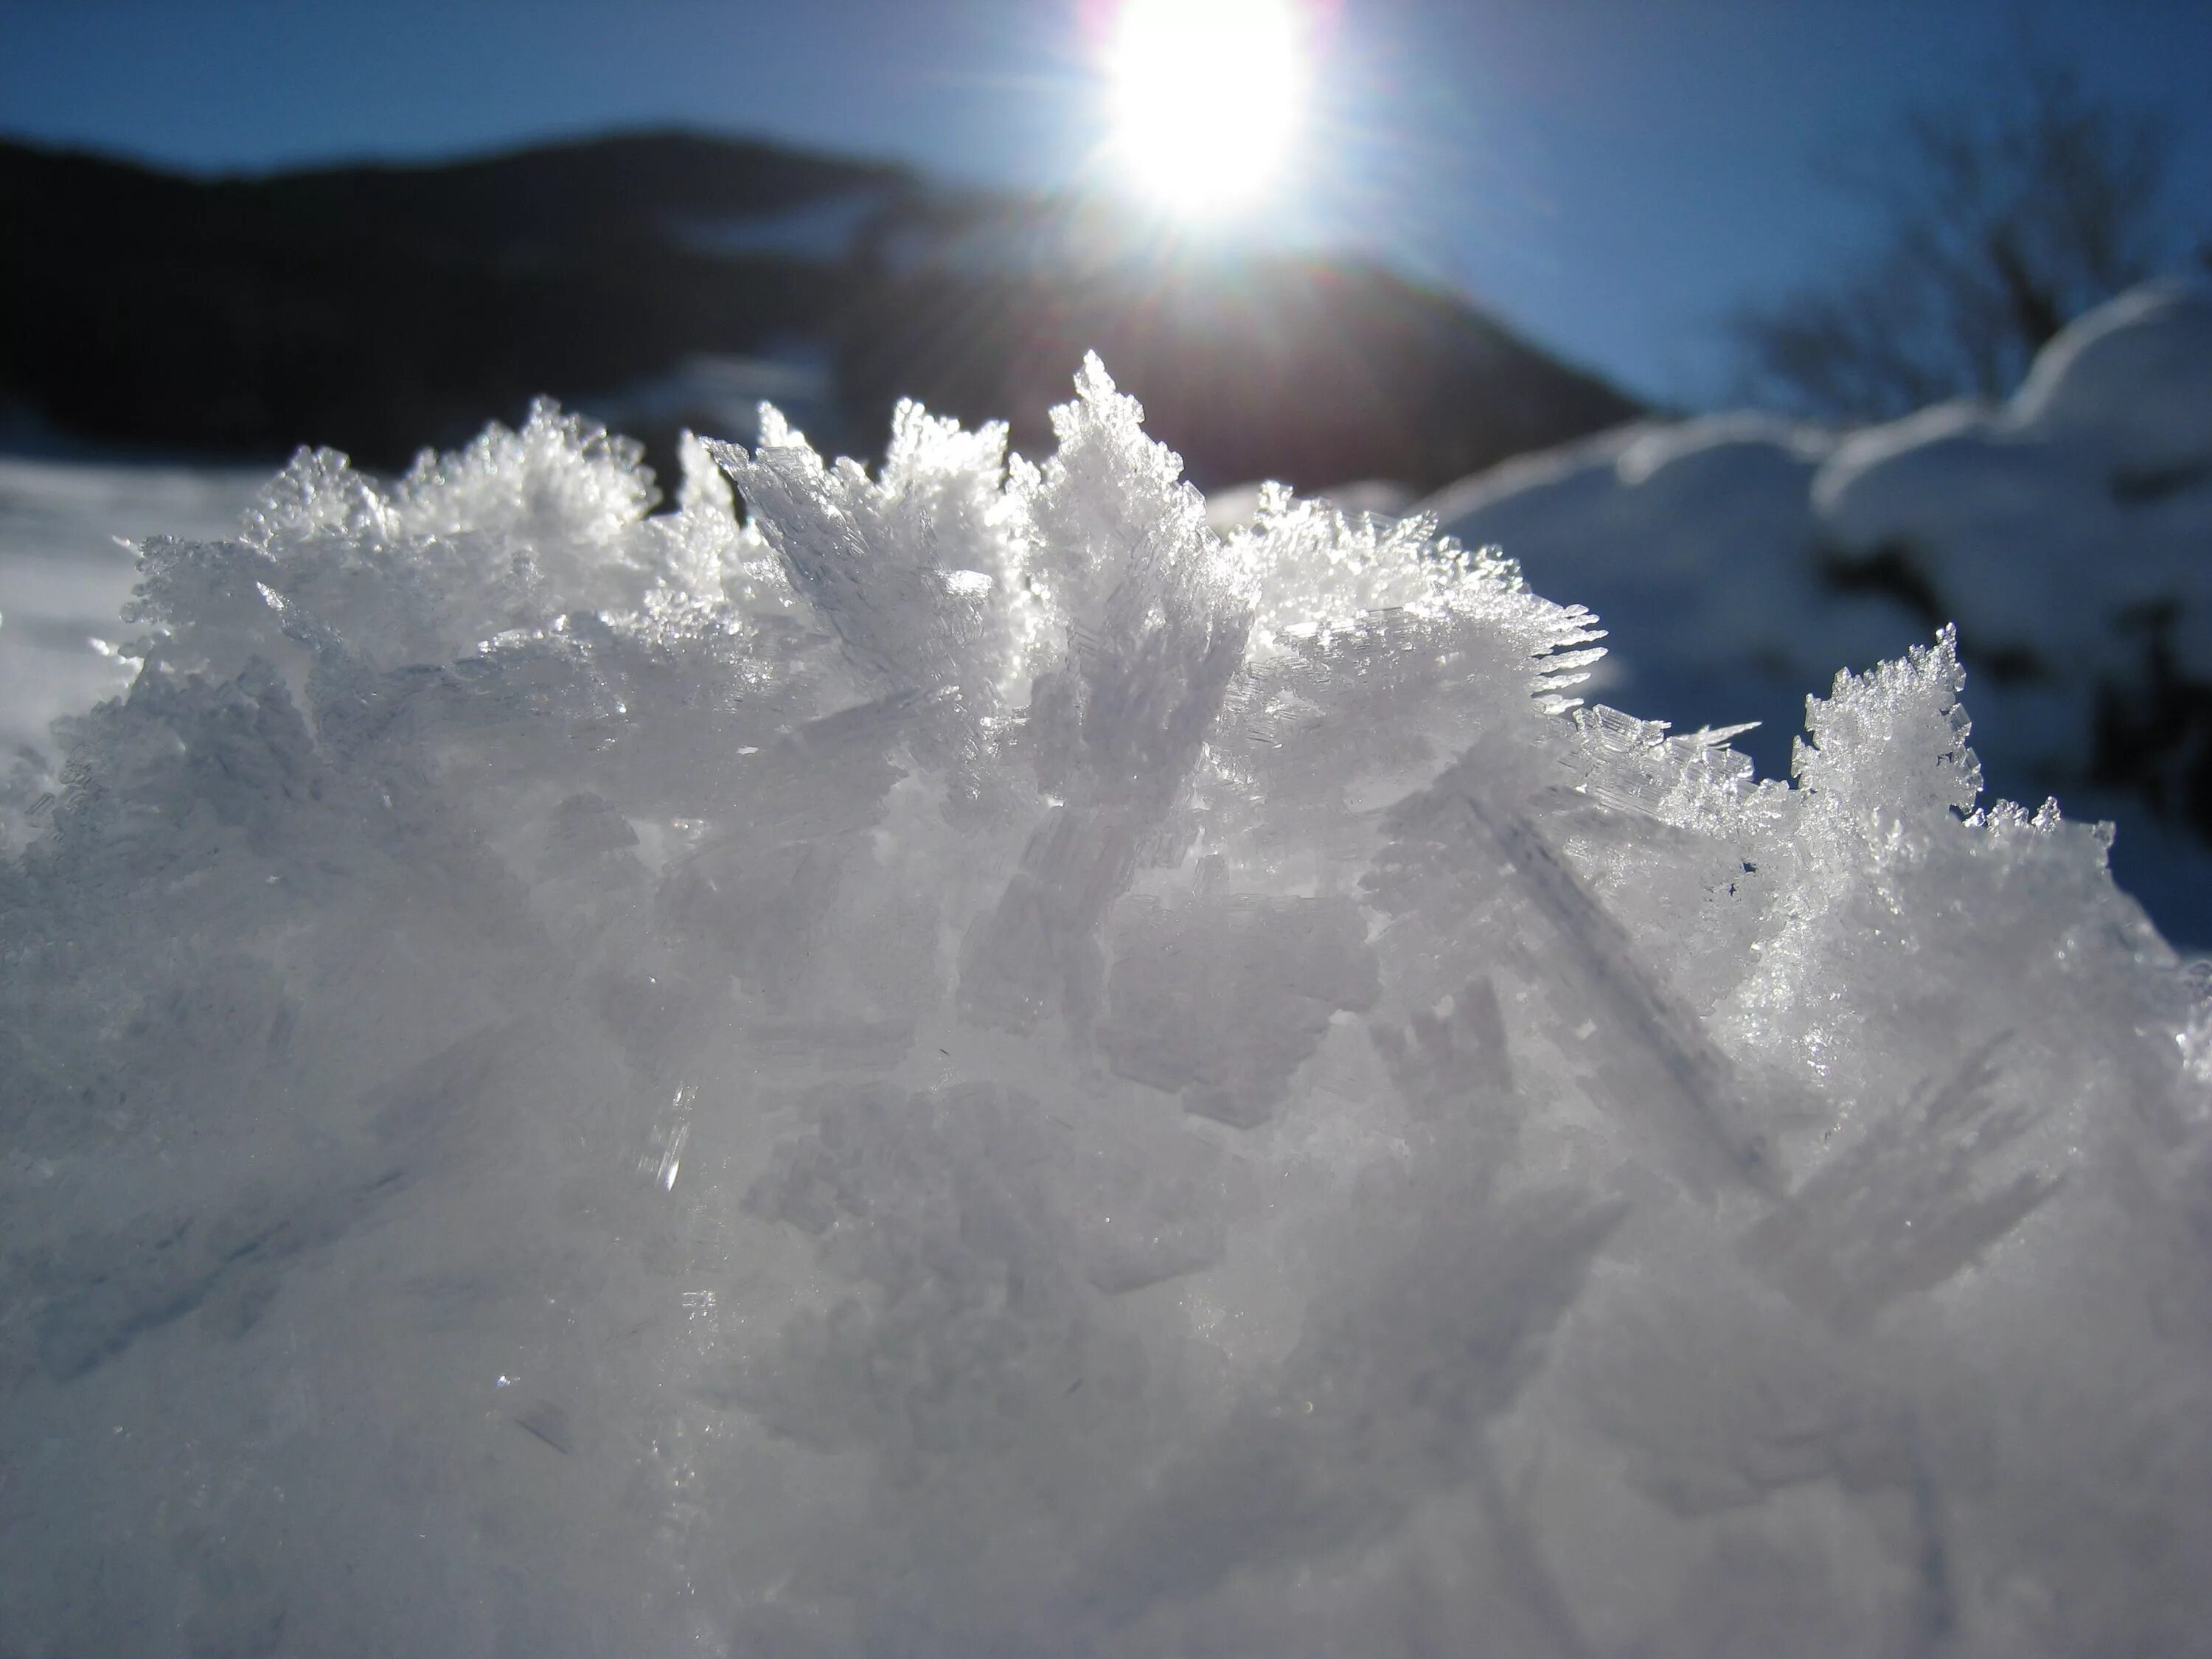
[{"x1": 1732, "y1": 58, "x2": 2186, "y2": 420}]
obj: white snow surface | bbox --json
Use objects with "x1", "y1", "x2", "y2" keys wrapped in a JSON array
[
  {"x1": 1419, "y1": 282, "x2": 2212, "y2": 943},
  {"x1": 2, "y1": 358, "x2": 2211, "y2": 1657}
]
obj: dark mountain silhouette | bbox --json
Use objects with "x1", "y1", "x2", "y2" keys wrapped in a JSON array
[{"x1": 1, "y1": 131, "x2": 1638, "y2": 492}]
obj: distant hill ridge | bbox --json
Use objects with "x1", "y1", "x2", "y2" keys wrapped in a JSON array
[{"x1": 0, "y1": 131, "x2": 1638, "y2": 491}]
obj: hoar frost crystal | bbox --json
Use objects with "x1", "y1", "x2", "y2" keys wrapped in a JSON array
[{"x1": 2, "y1": 358, "x2": 2208, "y2": 1656}]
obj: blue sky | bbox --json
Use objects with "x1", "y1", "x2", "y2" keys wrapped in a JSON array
[{"x1": 4, "y1": 0, "x2": 2208, "y2": 406}]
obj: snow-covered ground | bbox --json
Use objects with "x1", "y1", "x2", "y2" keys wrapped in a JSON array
[{"x1": 2, "y1": 349, "x2": 2210, "y2": 1656}]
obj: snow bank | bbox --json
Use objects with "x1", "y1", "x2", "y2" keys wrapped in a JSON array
[
  {"x1": 1422, "y1": 283, "x2": 2212, "y2": 942},
  {"x1": 3, "y1": 364, "x2": 2210, "y2": 1657},
  {"x1": 1817, "y1": 284, "x2": 2212, "y2": 689},
  {"x1": 2010, "y1": 282, "x2": 2212, "y2": 476}
]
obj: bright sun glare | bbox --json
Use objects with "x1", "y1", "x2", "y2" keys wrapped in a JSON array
[{"x1": 1107, "y1": 0, "x2": 1310, "y2": 217}]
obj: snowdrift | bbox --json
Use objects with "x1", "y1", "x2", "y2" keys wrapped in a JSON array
[
  {"x1": 2, "y1": 360, "x2": 2209, "y2": 1657},
  {"x1": 1420, "y1": 282, "x2": 2212, "y2": 943}
]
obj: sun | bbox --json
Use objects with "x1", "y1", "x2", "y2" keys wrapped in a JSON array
[{"x1": 1105, "y1": 0, "x2": 1310, "y2": 217}]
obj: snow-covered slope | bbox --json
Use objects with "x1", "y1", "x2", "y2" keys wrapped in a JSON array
[
  {"x1": 1420, "y1": 282, "x2": 2212, "y2": 942},
  {"x1": 2, "y1": 364, "x2": 2208, "y2": 1656}
]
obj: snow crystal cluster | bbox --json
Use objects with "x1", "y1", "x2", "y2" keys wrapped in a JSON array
[
  {"x1": 3, "y1": 358, "x2": 2210, "y2": 1658},
  {"x1": 0, "y1": 456, "x2": 267, "y2": 766}
]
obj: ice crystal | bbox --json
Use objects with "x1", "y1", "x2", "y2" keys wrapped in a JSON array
[{"x1": 1, "y1": 359, "x2": 2206, "y2": 1658}]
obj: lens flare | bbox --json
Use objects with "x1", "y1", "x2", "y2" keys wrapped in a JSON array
[{"x1": 1106, "y1": 0, "x2": 1310, "y2": 216}]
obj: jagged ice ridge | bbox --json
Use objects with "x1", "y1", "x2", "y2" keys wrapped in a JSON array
[{"x1": 2, "y1": 358, "x2": 2209, "y2": 1657}]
